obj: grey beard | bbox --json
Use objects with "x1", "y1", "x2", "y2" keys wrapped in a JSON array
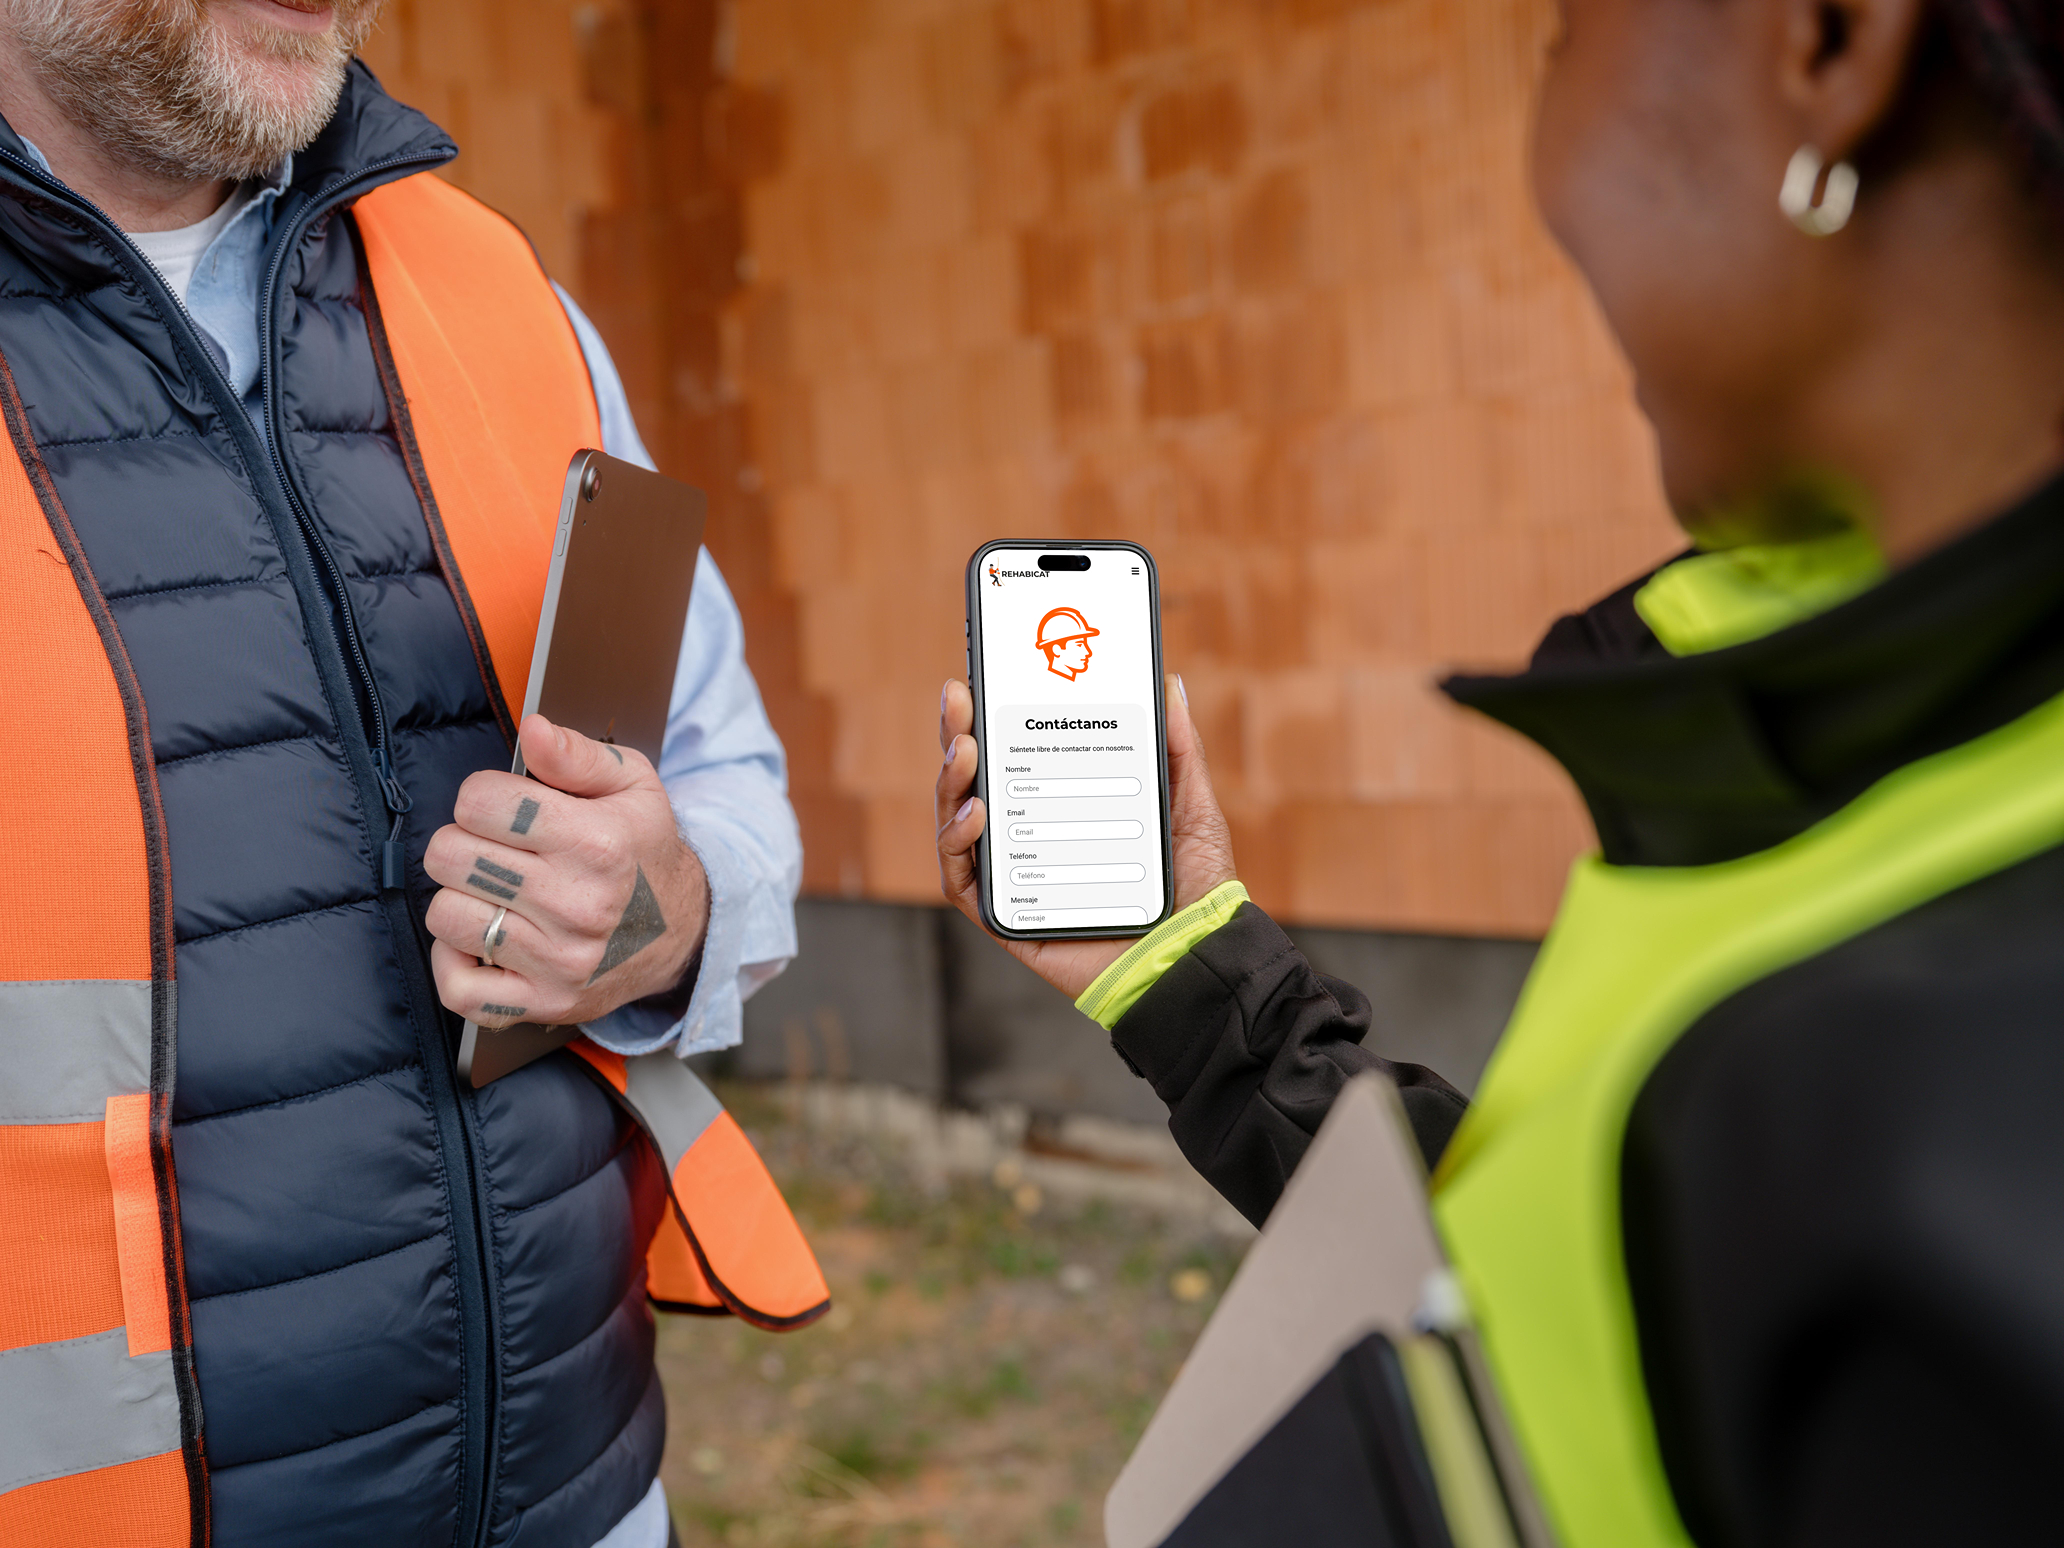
[{"x1": 9, "y1": 0, "x2": 375, "y2": 184}]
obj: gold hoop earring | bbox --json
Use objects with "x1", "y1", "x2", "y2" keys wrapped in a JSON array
[{"x1": 1779, "y1": 144, "x2": 1859, "y2": 236}]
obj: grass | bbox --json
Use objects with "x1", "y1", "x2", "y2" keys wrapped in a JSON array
[{"x1": 656, "y1": 1081, "x2": 1247, "y2": 1547}]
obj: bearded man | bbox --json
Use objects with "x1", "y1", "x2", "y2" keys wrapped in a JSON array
[{"x1": 0, "y1": 4, "x2": 812, "y2": 1546}]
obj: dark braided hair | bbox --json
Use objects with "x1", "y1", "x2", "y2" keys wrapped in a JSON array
[{"x1": 1939, "y1": 0, "x2": 2064, "y2": 207}]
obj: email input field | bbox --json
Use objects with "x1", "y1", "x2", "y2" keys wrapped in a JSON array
[
  {"x1": 1004, "y1": 819, "x2": 1144, "y2": 842},
  {"x1": 1008, "y1": 863, "x2": 1147, "y2": 886},
  {"x1": 1003, "y1": 777, "x2": 1143, "y2": 799}
]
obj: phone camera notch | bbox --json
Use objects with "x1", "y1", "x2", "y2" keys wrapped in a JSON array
[{"x1": 1038, "y1": 554, "x2": 1091, "y2": 571}]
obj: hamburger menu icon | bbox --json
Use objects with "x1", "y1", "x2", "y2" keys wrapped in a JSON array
[{"x1": 1035, "y1": 606, "x2": 1098, "y2": 681}]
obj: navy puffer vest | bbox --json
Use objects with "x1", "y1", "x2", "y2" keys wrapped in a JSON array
[{"x1": 0, "y1": 70, "x2": 663, "y2": 1546}]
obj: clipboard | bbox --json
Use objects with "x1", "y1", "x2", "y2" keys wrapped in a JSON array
[{"x1": 1104, "y1": 1076, "x2": 1558, "y2": 1548}]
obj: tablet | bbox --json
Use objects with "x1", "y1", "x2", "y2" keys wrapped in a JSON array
[{"x1": 457, "y1": 449, "x2": 707, "y2": 1087}]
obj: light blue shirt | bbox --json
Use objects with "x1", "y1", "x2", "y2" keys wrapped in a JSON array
[
  {"x1": 19, "y1": 136, "x2": 801, "y2": 1065},
  {"x1": 559, "y1": 289, "x2": 803, "y2": 1060}
]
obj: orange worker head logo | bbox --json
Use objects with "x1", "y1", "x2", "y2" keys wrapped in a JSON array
[{"x1": 1035, "y1": 606, "x2": 1099, "y2": 680}]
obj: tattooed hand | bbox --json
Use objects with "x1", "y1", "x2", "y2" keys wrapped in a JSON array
[{"x1": 423, "y1": 713, "x2": 710, "y2": 1030}]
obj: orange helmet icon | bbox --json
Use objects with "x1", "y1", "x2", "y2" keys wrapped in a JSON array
[{"x1": 1035, "y1": 606, "x2": 1099, "y2": 680}]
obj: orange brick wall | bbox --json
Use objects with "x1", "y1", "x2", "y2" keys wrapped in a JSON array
[
  {"x1": 361, "y1": 0, "x2": 607, "y2": 280},
  {"x1": 366, "y1": 0, "x2": 1681, "y2": 939}
]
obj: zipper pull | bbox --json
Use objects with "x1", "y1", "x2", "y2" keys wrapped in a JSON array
[{"x1": 375, "y1": 745, "x2": 414, "y2": 890}]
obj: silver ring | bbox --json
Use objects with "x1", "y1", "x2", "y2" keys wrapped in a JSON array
[{"x1": 481, "y1": 906, "x2": 509, "y2": 968}]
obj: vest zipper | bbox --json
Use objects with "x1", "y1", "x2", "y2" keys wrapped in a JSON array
[
  {"x1": 0, "y1": 145, "x2": 504, "y2": 1548},
  {"x1": 255, "y1": 177, "x2": 511, "y2": 1545},
  {"x1": 250, "y1": 204, "x2": 415, "y2": 887}
]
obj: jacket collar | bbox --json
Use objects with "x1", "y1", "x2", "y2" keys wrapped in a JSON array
[
  {"x1": 274, "y1": 60, "x2": 454, "y2": 203},
  {"x1": 1445, "y1": 471, "x2": 2064, "y2": 867}
]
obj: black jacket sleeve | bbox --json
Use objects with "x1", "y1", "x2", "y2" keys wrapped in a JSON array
[{"x1": 1109, "y1": 902, "x2": 1469, "y2": 1227}]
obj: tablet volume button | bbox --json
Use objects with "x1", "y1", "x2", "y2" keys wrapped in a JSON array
[{"x1": 554, "y1": 520, "x2": 570, "y2": 557}]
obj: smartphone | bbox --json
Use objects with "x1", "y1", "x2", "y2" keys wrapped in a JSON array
[{"x1": 964, "y1": 540, "x2": 1174, "y2": 942}]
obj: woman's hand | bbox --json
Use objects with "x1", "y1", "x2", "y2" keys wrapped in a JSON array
[{"x1": 936, "y1": 673, "x2": 1239, "y2": 1001}]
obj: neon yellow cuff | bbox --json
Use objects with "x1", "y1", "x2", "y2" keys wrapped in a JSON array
[
  {"x1": 1633, "y1": 527, "x2": 1887, "y2": 656},
  {"x1": 1075, "y1": 881, "x2": 1251, "y2": 1031}
]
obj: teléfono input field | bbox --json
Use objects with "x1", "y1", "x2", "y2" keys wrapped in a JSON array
[
  {"x1": 1008, "y1": 863, "x2": 1147, "y2": 885},
  {"x1": 1003, "y1": 776, "x2": 1143, "y2": 799},
  {"x1": 1011, "y1": 906, "x2": 1150, "y2": 930},
  {"x1": 1003, "y1": 819, "x2": 1144, "y2": 842}
]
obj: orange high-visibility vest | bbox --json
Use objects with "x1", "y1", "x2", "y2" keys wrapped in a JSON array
[{"x1": 0, "y1": 170, "x2": 826, "y2": 1545}]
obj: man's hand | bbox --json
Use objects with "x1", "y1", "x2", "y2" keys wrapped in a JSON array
[
  {"x1": 424, "y1": 714, "x2": 710, "y2": 1029},
  {"x1": 936, "y1": 674, "x2": 1239, "y2": 1002}
]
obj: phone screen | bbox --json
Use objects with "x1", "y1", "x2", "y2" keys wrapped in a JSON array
[{"x1": 968, "y1": 543, "x2": 1171, "y2": 938}]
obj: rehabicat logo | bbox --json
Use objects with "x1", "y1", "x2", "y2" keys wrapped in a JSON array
[{"x1": 989, "y1": 561, "x2": 1046, "y2": 586}]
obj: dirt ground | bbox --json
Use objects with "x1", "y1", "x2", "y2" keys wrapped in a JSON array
[{"x1": 655, "y1": 1083, "x2": 1249, "y2": 1547}]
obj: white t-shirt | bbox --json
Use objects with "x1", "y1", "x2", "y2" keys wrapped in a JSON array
[{"x1": 127, "y1": 183, "x2": 256, "y2": 306}]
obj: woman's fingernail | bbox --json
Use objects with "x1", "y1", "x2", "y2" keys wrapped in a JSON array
[
  {"x1": 942, "y1": 681, "x2": 951, "y2": 714},
  {"x1": 1176, "y1": 673, "x2": 1188, "y2": 705},
  {"x1": 956, "y1": 797, "x2": 976, "y2": 822}
]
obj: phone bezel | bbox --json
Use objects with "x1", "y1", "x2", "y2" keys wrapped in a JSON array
[{"x1": 964, "y1": 538, "x2": 1176, "y2": 943}]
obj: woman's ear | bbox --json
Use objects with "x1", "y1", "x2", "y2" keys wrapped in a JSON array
[{"x1": 1776, "y1": 0, "x2": 1930, "y2": 163}]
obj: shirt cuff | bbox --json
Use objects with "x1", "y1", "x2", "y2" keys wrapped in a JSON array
[
  {"x1": 1074, "y1": 881, "x2": 1251, "y2": 1030},
  {"x1": 579, "y1": 822, "x2": 770, "y2": 1058}
]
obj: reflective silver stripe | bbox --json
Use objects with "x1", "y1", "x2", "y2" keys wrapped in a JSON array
[
  {"x1": 0, "y1": 1328, "x2": 179, "y2": 1496},
  {"x1": 0, "y1": 980, "x2": 154, "y2": 1124},
  {"x1": 622, "y1": 1053, "x2": 723, "y2": 1175}
]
